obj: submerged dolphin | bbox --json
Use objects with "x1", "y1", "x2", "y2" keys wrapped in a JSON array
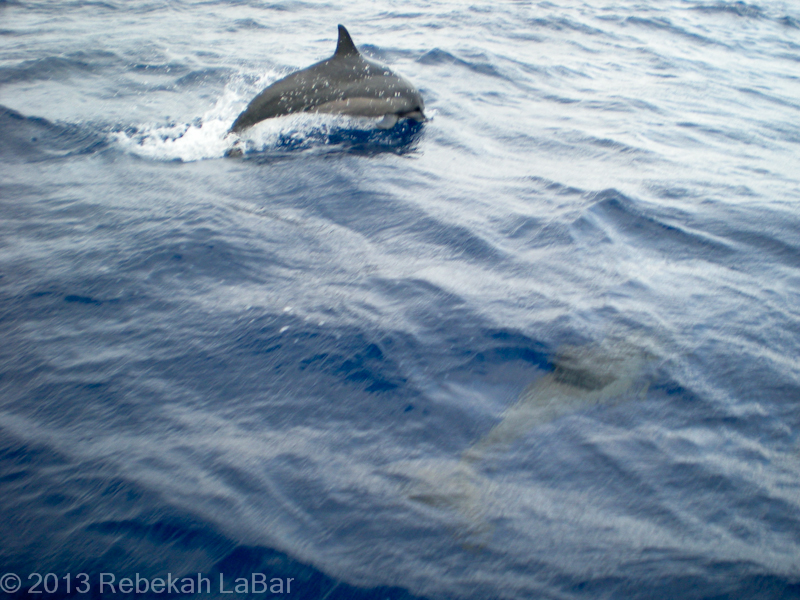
[
  {"x1": 393, "y1": 335, "x2": 657, "y2": 549},
  {"x1": 228, "y1": 25, "x2": 426, "y2": 133}
]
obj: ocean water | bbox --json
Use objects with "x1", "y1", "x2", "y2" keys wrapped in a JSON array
[{"x1": 1, "y1": 0, "x2": 800, "y2": 598}]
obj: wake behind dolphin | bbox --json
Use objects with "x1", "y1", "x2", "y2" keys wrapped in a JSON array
[{"x1": 228, "y1": 25, "x2": 426, "y2": 134}]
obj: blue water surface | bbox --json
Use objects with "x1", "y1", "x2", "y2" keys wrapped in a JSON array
[{"x1": 1, "y1": 1, "x2": 800, "y2": 598}]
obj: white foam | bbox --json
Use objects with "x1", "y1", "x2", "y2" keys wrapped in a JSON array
[{"x1": 111, "y1": 84, "x2": 244, "y2": 162}]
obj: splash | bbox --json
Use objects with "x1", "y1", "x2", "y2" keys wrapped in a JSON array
[{"x1": 111, "y1": 85, "x2": 242, "y2": 162}]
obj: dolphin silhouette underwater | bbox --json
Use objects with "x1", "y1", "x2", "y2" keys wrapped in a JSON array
[
  {"x1": 391, "y1": 334, "x2": 658, "y2": 549},
  {"x1": 228, "y1": 25, "x2": 426, "y2": 134}
]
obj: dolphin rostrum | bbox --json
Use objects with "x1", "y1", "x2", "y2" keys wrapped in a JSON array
[{"x1": 228, "y1": 25, "x2": 426, "y2": 133}]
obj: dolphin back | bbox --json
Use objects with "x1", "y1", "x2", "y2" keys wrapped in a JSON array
[{"x1": 229, "y1": 25, "x2": 425, "y2": 133}]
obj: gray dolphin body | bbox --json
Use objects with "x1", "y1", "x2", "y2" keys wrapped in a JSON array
[{"x1": 228, "y1": 25, "x2": 426, "y2": 134}]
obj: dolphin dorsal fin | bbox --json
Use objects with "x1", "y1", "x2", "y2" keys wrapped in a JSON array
[{"x1": 334, "y1": 25, "x2": 360, "y2": 58}]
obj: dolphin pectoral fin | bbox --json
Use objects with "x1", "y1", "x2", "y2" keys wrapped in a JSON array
[
  {"x1": 402, "y1": 110, "x2": 427, "y2": 122},
  {"x1": 376, "y1": 114, "x2": 399, "y2": 129}
]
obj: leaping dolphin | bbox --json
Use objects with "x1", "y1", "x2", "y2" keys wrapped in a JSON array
[{"x1": 228, "y1": 25, "x2": 426, "y2": 134}]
